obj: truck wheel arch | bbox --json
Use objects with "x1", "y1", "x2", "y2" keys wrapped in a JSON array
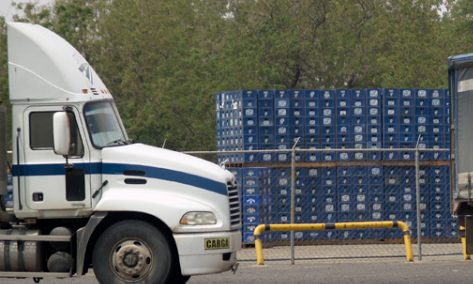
[{"x1": 78, "y1": 211, "x2": 179, "y2": 277}]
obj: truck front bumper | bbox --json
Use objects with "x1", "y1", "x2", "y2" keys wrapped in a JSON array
[{"x1": 173, "y1": 230, "x2": 242, "y2": 276}]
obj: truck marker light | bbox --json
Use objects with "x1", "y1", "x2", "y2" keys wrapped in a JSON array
[{"x1": 82, "y1": 89, "x2": 88, "y2": 94}]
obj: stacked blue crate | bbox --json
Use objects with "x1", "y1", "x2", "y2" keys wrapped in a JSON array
[
  {"x1": 5, "y1": 172, "x2": 12, "y2": 210},
  {"x1": 399, "y1": 89, "x2": 415, "y2": 160},
  {"x1": 241, "y1": 167, "x2": 274, "y2": 243},
  {"x1": 274, "y1": 90, "x2": 291, "y2": 163},
  {"x1": 383, "y1": 89, "x2": 400, "y2": 160},
  {"x1": 351, "y1": 89, "x2": 367, "y2": 161},
  {"x1": 430, "y1": 166, "x2": 451, "y2": 238},
  {"x1": 320, "y1": 90, "x2": 336, "y2": 162},
  {"x1": 336, "y1": 90, "x2": 351, "y2": 161},
  {"x1": 258, "y1": 90, "x2": 275, "y2": 163},
  {"x1": 429, "y1": 89, "x2": 448, "y2": 160},
  {"x1": 304, "y1": 90, "x2": 320, "y2": 162},
  {"x1": 368, "y1": 166, "x2": 384, "y2": 238},
  {"x1": 367, "y1": 89, "x2": 383, "y2": 161},
  {"x1": 384, "y1": 166, "x2": 403, "y2": 238},
  {"x1": 290, "y1": 90, "x2": 305, "y2": 162}
]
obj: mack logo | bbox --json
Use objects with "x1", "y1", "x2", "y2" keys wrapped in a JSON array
[{"x1": 73, "y1": 52, "x2": 94, "y2": 84}]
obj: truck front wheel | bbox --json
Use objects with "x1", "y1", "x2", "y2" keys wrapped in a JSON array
[{"x1": 93, "y1": 220, "x2": 172, "y2": 284}]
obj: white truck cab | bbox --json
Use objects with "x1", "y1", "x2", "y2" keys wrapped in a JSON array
[{"x1": 0, "y1": 22, "x2": 241, "y2": 283}]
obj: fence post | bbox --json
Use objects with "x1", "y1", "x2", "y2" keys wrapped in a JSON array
[
  {"x1": 415, "y1": 135, "x2": 422, "y2": 261},
  {"x1": 290, "y1": 137, "x2": 300, "y2": 265}
]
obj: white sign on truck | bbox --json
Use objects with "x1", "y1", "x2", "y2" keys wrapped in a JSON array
[{"x1": 0, "y1": 22, "x2": 241, "y2": 284}]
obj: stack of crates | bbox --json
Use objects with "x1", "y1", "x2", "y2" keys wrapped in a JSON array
[
  {"x1": 239, "y1": 167, "x2": 274, "y2": 244},
  {"x1": 320, "y1": 90, "x2": 336, "y2": 162},
  {"x1": 5, "y1": 172, "x2": 12, "y2": 210},
  {"x1": 366, "y1": 89, "x2": 382, "y2": 161},
  {"x1": 258, "y1": 90, "x2": 275, "y2": 163},
  {"x1": 219, "y1": 88, "x2": 455, "y2": 242},
  {"x1": 383, "y1": 89, "x2": 400, "y2": 160},
  {"x1": 336, "y1": 89, "x2": 351, "y2": 161},
  {"x1": 290, "y1": 90, "x2": 305, "y2": 162},
  {"x1": 305, "y1": 90, "x2": 320, "y2": 162},
  {"x1": 274, "y1": 90, "x2": 291, "y2": 163},
  {"x1": 216, "y1": 90, "x2": 259, "y2": 164},
  {"x1": 369, "y1": 166, "x2": 384, "y2": 238},
  {"x1": 430, "y1": 166, "x2": 452, "y2": 238}
]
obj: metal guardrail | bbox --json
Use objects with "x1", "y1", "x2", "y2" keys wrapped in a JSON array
[{"x1": 253, "y1": 221, "x2": 414, "y2": 264}]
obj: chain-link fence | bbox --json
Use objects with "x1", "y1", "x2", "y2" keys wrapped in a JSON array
[{"x1": 185, "y1": 147, "x2": 462, "y2": 262}]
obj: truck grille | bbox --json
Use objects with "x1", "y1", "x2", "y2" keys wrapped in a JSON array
[{"x1": 227, "y1": 179, "x2": 241, "y2": 230}]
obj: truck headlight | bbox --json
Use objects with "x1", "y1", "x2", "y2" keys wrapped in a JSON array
[{"x1": 180, "y1": 212, "x2": 217, "y2": 225}]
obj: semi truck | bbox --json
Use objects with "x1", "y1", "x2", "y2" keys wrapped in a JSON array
[
  {"x1": 449, "y1": 54, "x2": 473, "y2": 254},
  {"x1": 0, "y1": 22, "x2": 241, "y2": 283}
]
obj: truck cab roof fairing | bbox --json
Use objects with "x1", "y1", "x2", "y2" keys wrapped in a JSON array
[{"x1": 7, "y1": 22, "x2": 112, "y2": 104}]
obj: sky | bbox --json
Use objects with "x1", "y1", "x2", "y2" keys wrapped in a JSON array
[{"x1": 0, "y1": 0, "x2": 53, "y2": 22}]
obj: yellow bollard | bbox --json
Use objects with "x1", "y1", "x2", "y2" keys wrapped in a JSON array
[{"x1": 460, "y1": 226, "x2": 471, "y2": 260}]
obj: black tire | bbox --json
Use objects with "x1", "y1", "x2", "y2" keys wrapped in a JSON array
[{"x1": 93, "y1": 220, "x2": 172, "y2": 284}]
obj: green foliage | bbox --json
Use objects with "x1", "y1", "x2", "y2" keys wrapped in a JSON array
[{"x1": 0, "y1": 0, "x2": 472, "y2": 151}]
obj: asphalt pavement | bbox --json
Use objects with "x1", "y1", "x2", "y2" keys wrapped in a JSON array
[{"x1": 0, "y1": 256, "x2": 472, "y2": 284}]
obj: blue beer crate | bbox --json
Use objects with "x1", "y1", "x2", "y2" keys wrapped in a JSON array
[
  {"x1": 383, "y1": 88, "x2": 399, "y2": 98},
  {"x1": 305, "y1": 89, "x2": 320, "y2": 99},
  {"x1": 320, "y1": 99, "x2": 334, "y2": 108},
  {"x1": 336, "y1": 89, "x2": 350, "y2": 99},
  {"x1": 369, "y1": 184, "x2": 384, "y2": 194},
  {"x1": 320, "y1": 186, "x2": 337, "y2": 195},
  {"x1": 259, "y1": 117, "x2": 274, "y2": 127},
  {"x1": 321, "y1": 126, "x2": 336, "y2": 135},
  {"x1": 336, "y1": 98, "x2": 351, "y2": 108},
  {"x1": 431, "y1": 202, "x2": 447, "y2": 211},
  {"x1": 400, "y1": 97, "x2": 414, "y2": 107},
  {"x1": 338, "y1": 230, "x2": 355, "y2": 240},
  {"x1": 431, "y1": 229, "x2": 446, "y2": 238},
  {"x1": 447, "y1": 215, "x2": 459, "y2": 229},
  {"x1": 323, "y1": 203, "x2": 337, "y2": 214},
  {"x1": 400, "y1": 88, "x2": 413, "y2": 98},
  {"x1": 337, "y1": 116, "x2": 351, "y2": 125},
  {"x1": 322, "y1": 231, "x2": 338, "y2": 240},
  {"x1": 385, "y1": 228, "x2": 403, "y2": 239},
  {"x1": 367, "y1": 229, "x2": 385, "y2": 239},
  {"x1": 243, "y1": 214, "x2": 263, "y2": 225},
  {"x1": 289, "y1": 118, "x2": 304, "y2": 127},
  {"x1": 368, "y1": 89, "x2": 382, "y2": 98},
  {"x1": 446, "y1": 228, "x2": 459, "y2": 238},
  {"x1": 305, "y1": 98, "x2": 319, "y2": 108},
  {"x1": 400, "y1": 107, "x2": 414, "y2": 116},
  {"x1": 289, "y1": 90, "x2": 304, "y2": 99},
  {"x1": 258, "y1": 90, "x2": 274, "y2": 100},
  {"x1": 351, "y1": 96, "x2": 366, "y2": 107},
  {"x1": 431, "y1": 184, "x2": 449, "y2": 194},
  {"x1": 369, "y1": 193, "x2": 384, "y2": 203},
  {"x1": 352, "y1": 107, "x2": 365, "y2": 117},
  {"x1": 384, "y1": 107, "x2": 400, "y2": 118},
  {"x1": 275, "y1": 90, "x2": 289, "y2": 99},
  {"x1": 275, "y1": 116, "x2": 290, "y2": 126},
  {"x1": 367, "y1": 112, "x2": 381, "y2": 122},
  {"x1": 384, "y1": 96, "x2": 399, "y2": 106},
  {"x1": 370, "y1": 210, "x2": 384, "y2": 221},
  {"x1": 384, "y1": 115, "x2": 400, "y2": 124},
  {"x1": 431, "y1": 116, "x2": 446, "y2": 127},
  {"x1": 370, "y1": 202, "x2": 383, "y2": 212}
]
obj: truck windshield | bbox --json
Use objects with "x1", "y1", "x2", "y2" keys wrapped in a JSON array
[{"x1": 84, "y1": 101, "x2": 128, "y2": 148}]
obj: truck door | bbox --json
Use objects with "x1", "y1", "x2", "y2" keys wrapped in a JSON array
[{"x1": 22, "y1": 106, "x2": 92, "y2": 211}]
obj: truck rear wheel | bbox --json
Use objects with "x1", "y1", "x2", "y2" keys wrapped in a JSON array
[{"x1": 93, "y1": 220, "x2": 172, "y2": 284}]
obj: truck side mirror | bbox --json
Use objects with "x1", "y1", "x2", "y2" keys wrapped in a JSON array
[{"x1": 53, "y1": 112, "x2": 71, "y2": 156}]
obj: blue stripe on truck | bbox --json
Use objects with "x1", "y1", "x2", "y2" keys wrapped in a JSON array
[{"x1": 12, "y1": 163, "x2": 227, "y2": 196}]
